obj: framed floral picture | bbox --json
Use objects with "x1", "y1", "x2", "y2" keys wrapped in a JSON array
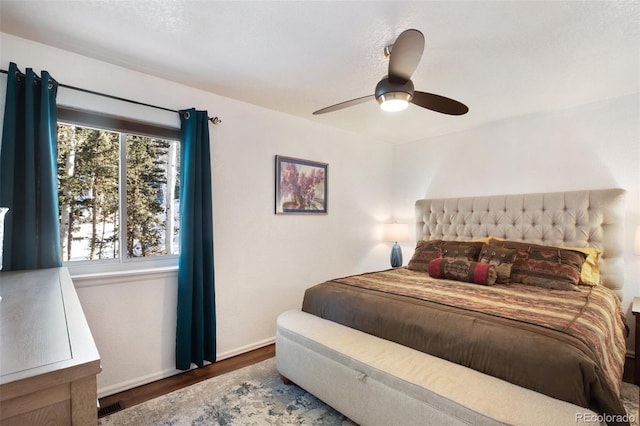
[{"x1": 275, "y1": 155, "x2": 328, "y2": 214}]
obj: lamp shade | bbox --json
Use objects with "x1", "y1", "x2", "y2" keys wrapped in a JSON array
[{"x1": 383, "y1": 223, "x2": 409, "y2": 243}]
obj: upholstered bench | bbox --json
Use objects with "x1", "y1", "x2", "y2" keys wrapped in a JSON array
[{"x1": 276, "y1": 310, "x2": 602, "y2": 426}]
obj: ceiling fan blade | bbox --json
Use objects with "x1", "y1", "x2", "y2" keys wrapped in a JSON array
[
  {"x1": 388, "y1": 29, "x2": 425, "y2": 82},
  {"x1": 312, "y1": 95, "x2": 375, "y2": 115},
  {"x1": 411, "y1": 91, "x2": 469, "y2": 115}
]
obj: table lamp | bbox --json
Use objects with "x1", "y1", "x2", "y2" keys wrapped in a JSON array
[{"x1": 383, "y1": 223, "x2": 409, "y2": 268}]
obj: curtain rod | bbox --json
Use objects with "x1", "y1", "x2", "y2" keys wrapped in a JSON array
[{"x1": 0, "y1": 68, "x2": 222, "y2": 125}]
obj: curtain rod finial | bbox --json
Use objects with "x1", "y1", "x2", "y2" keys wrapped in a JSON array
[{"x1": 209, "y1": 116, "x2": 221, "y2": 125}]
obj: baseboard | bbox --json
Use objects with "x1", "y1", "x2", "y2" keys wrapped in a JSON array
[
  {"x1": 98, "y1": 368, "x2": 179, "y2": 398},
  {"x1": 97, "y1": 336, "x2": 276, "y2": 398},
  {"x1": 216, "y1": 337, "x2": 276, "y2": 361}
]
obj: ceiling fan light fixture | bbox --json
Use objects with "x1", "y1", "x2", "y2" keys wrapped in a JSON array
[
  {"x1": 312, "y1": 29, "x2": 468, "y2": 117},
  {"x1": 377, "y1": 92, "x2": 412, "y2": 112},
  {"x1": 375, "y1": 77, "x2": 414, "y2": 112}
]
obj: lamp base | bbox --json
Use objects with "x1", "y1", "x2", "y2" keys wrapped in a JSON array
[{"x1": 390, "y1": 243, "x2": 403, "y2": 268}]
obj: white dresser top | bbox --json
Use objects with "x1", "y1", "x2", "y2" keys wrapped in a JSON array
[{"x1": 0, "y1": 267, "x2": 100, "y2": 388}]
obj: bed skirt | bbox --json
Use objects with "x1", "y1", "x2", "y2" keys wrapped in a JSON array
[{"x1": 276, "y1": 310, "x2": 604, "y2": 426}]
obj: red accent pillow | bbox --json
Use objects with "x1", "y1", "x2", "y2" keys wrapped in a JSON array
[{"x1": 429, "y1": 258, "x2": 497, "y2": 286}]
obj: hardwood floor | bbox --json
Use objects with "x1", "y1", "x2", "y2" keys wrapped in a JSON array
[{"x1": 98, "y1": 344, "x2": 275, "y2": 417}]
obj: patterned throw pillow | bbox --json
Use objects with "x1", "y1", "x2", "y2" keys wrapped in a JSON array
[
  {"x1": 428, "y1": 258, "x2": 497, "y2": 286},
  {"x1": 441, "y1": 241, "x2": 484, "y2": 261},
  {"x1": 407, "y1": 240, "x2": 444, "y2": 272},
  {"x1": 488, "y1": 239, "x2": 587, "y2": 291},
  {"x1": 478, "y1": 244, "x2": 518, "y2": 284},
  {"x1": 562, "y1": 246, "x2": 602, "y2": 286}
]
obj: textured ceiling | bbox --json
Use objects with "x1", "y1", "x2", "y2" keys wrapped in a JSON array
[{"x1": 1, "y1": 1, "x2": 638, "y2": 144}]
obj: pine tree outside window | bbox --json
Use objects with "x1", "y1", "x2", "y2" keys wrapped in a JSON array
[{"x1": 56, "y1": 107, "x2": 180, "y2": 273}]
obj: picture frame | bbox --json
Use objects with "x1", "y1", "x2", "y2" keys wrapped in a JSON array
[{"x1": 275, "y1": 155, "x2": 328, "y2": 214}]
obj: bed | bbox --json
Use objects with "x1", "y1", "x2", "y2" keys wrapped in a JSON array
[{"x1": 276, "y1": 189, "x2": 631, "y2": 425}]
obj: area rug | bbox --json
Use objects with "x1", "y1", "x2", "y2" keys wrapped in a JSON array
[
  {"x1": 100, "y1": 357, "x2": 639, "y2": 426},
  {"x1": 99, "y1": 358, "x2": 355, "y2": 426}
]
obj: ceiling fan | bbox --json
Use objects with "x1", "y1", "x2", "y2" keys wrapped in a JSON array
[{"x1": 313, "y1": 29, "x2": 468, "y2": 116}]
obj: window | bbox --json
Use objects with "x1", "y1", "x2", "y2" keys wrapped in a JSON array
[{"x1": 56, "y1": 108, "x2": 180, "y2": 269}]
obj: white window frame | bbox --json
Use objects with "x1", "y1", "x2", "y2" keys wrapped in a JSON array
[{"x1": 57, "y1": 106, "x2": 181, "y2": 276}]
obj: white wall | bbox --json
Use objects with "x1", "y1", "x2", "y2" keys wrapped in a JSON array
[
  {"x1": 392, "y1": 93, "x2": 640, "y2": 350},
  {"x1": 0, "y1": 33, "x2": 393, "y2": 396}
]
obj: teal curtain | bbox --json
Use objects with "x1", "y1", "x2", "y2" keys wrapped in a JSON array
[
  {"x1": 176, "y1": 108, "x2": 216, "y2": 370},
  {"x1": 0, "y1": 62, "x2": 61, "y2": 270}
]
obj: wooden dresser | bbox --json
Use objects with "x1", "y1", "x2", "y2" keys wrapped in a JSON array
[{"x1": 0, "y1": 267, "x2": 101, "y2": 425}]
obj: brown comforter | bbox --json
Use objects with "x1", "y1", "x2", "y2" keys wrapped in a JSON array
[{"x1": 302, "y1": 268, "x2": 628, "y2": 424}]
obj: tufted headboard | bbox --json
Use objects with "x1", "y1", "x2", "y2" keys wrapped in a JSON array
[{"x1": 415, "y1": 189, "x2": 626, "y2": 298}]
